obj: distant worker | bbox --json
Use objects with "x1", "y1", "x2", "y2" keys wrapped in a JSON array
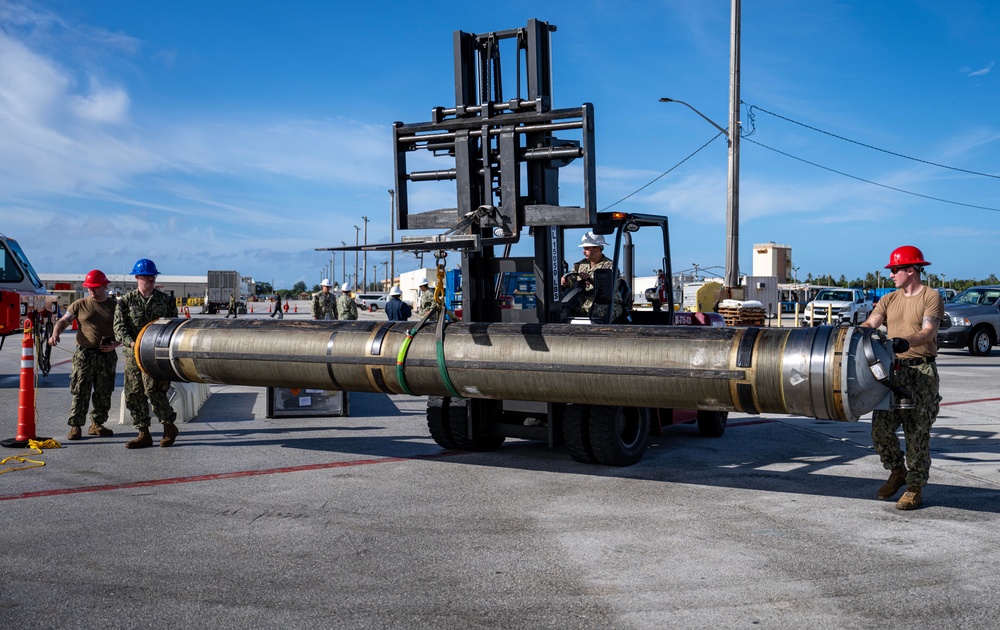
[
  {"x1": 561, "y1": 231, "x2": 622, "y2": 320},
  {"x1": 859, "y1": 245, "x2": 944, "y2": 510},
  {"x1": 48, "y1": 269, "x2": 120, "y2": 441},
  {"x1": 337, "y1": 284, "x2": 359, "y2": 321},
  {"x1": 271, "y1": 293, "x2": 283, "y2": 319},
  {"x1": 416, "y1": 278, "x2": 435, "y2": 317},
  {"x1": 113, "y1": 258, "x2": 180, "y2": 449},
  {"x1": 385, "y1": 285, "x2": 412, "y2": 321},
  {"x1": 311, "y1": 278, "x2": 338, "y2": 320},
  {"x1": 225, "y1": 293, "x2": 238, "y2": 318}
]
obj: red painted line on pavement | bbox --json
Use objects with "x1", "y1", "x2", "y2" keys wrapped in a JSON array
[
  {"x1": 941, "y1": 397, "x2": 1000, "y2": 407},
  {"x1": 0, "y1": 451, "x2": 460, "y2": 502}
]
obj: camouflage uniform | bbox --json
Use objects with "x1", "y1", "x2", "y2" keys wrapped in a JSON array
[
  {"x1": 114, "y1": 288, "x2": 179, "y2": 429},
  {"x1": 417, "y1": 289, "x2": 436, "y2": 317},
  {"x1": 336, "y1": 293, "x2": 358, "y2": 320},
  {"x1": 566, "y1": 257, "x2": 622, "y2": 321},
  {"x1": 312, "y1": 291, "x2": 337, "y2": 320},
  {"x1": 67, "y1": 296, "x2": 118, "y2": 427},
  {"x1": 871, "y1": 362, "x2": 941, "y2": 488}
]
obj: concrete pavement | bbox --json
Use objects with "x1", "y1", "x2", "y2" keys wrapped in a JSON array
[{"x1": 2, "y1": 315, "x2": 999, "y2": 629}]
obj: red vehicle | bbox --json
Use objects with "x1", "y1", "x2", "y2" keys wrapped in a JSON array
[{"x1": 1, "y1": 233, "x2": 57, "y2": 374}]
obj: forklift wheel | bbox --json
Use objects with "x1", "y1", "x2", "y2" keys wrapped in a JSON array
[
  {"x1": 586, "y1": 405, "x2": 650, "y2": 467},
  {"x1": 696, "y1": 410, "x2": 728, "y2": 438},
  {"x1": 426, "y1": 396, "x2": 459, "y2": 449},
  {"x1": 562, "y1": 404, "x2": 598, "y2": 464}
]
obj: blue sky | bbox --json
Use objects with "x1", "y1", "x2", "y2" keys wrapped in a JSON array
[{"x1": 1, "y1": 0, "x2": 997, "y2": 290}]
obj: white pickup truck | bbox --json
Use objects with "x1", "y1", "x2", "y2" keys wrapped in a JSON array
[{"x1": 802, "y1": 288, "x2": 873, "y2": 327}]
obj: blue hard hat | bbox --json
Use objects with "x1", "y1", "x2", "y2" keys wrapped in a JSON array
[{"x1": 130, "y1": 258, "x2": 160, "y2": 276}]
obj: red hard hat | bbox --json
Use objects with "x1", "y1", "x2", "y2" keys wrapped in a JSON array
[
  {"x1": 885, "y1": 245, "x2": 930, "y2": 269},
  {"x1": 82, "y1": 269, "x2": 110, "y2": 288}
]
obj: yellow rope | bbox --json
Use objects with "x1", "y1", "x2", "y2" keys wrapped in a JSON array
[{"x1": 0, "y1": 439, "x2": 61, "y2": 475}]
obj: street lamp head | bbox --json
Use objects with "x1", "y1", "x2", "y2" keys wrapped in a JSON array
[{"x1": 658, "y1": 97, "x2": 674, "y2": 103}]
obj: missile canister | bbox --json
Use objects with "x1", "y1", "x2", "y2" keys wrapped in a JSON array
[{"x1": 134, "y1": 319, "x2": 893, "y2": 421}]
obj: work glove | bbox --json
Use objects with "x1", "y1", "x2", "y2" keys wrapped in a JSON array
[{"x1": 891, "y1": 337, "x2": 910, "y2": 354}]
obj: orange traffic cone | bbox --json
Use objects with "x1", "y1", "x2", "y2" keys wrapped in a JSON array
[
  {"x1": 294, "y1": 305, "x2": 298, "y2": 313},
  {"x1": 250, "y1": 304, "x2": 254, "y2": 313},
  {"x1": 2, "y1": 320, "x2": 47, "y2": 448}
]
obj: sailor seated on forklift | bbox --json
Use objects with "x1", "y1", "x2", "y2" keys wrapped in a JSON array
[{"x1": 560, "y1": 231, "x2": 626, "y2": 322}]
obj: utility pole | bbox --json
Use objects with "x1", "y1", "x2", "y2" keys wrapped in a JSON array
[
  {"x1": 388, "y1": 189, "x2": 395, "y2": 287},
  {"x1": 341, "y1": 241, "x2": 347, "y2": 287},
  {"x1": 362, "y1": 216, "x2": 369, "y2": 291},
  {"x1": 353, "y1": 225, "x2": 360, "y2": 292},
  {"x1": 725, "y1": 0, "x2": 742, "y2": 290},
  {"x1": 372, "y1": 264, "x2": 378, "y2": 292},
  {"x1": 382, "y1": 261, "x2": 389, "y2": 291}
]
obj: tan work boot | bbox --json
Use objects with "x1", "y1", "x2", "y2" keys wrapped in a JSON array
[
  {"x1": 125, "y1": 428, "x2": 153, "y2": 449},
  {"x1": 88, "y1": 423, "x2": 114, "y2": 437},
  {"x1": 896, "y1": 485, "x2": 923, "y2": 510},
  {"x1": 160, "y1": 423, "x2": 178, "y2": 448},
  {"x1": 67, "y1": 425, "x2": 83, "y2": 440},
  {"x1": 877, "y1": 465, "x2": 908, "y2": 500}
]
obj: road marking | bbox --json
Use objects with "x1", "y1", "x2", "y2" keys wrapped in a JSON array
[
  {"x1": 941, "y1": 397, "x2": 1000, "y2": 407},
  {"x1": 0, "y1": 451, "x2": 459, "y2": 502}
]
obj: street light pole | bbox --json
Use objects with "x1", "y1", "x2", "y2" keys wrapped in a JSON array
[
  {"x1": 725, "y1": 0, "x2": 742, "y2": 290},
  {"x1": 362, "y1": 216, "x2": 369, "y2": 291},
  {"x1": 658, "y1": 0, "x2": 741, "y2": 291},
  {"x1": 341, "y1": 241, "x2": 347, "y2": 287},
  {"x1": 388, "y1": 189, "x2": 395, "y2": 287},
  {"x1": 372, "y1": 264, "x2": 378, "y2": 292},
  {"x1": 353, "y1": 226, "x2": 360, "y2": 292}
]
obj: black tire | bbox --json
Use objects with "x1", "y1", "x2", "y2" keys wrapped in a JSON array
[
  {"x1": 369, "y1": 304, "x2": 379, "y2": 312},
  {"x1": 968, "y1": 328, "x2": 994, "y2": 356},
  {"x1": 562, "y1": 404, "x2": 597, "y2": 464},
  {"x1": 426, "y1": 396, "x2": 458, "y2": 449},
  {"x1": 587, "y1": 405, "x2": 650, "y2": 467},
  {"x1": 697, "y1": 410, "x2": 728, "y2": 438},
  {"x1": 449, "y1": 400, "x2": 505, "y2": 452}
]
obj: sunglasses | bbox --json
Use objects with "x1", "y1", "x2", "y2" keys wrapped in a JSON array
[
  {"x1": 889, "y1": 266, "x2": 913, "y2": 275},
  {"x1": 136, "y1": 274, "x2": 155, "y2": 280}
]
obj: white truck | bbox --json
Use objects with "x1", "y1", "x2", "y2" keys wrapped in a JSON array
[
  {"x1": 204, "y1": 270, "x2": 245, "y2": 315},
  {"x1": 802, "y1": 288, "x2": 873, "y2": 327}
]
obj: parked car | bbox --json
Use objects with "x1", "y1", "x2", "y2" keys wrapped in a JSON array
[
  {"x1": 355, "y1": 293, "x2": 389, "y2": 312},
  {"x1": 801, "y1": 288, "x2": 873, "y2": 327},
  {"x1": 937, "y1": 285, "x2": 1000, "y2": 356}
]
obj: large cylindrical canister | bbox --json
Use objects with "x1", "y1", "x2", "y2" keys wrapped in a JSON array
[{"x1": 135, "y1": 319, "x2": 893, "y2": 421}]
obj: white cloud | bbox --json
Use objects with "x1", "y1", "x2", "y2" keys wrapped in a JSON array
[
  {"x1": 966, "y1": 61, "x2": 994, "y2": 77},
  {"x1": 69, "y1": 79, "x2": 130, "y2": 123}
]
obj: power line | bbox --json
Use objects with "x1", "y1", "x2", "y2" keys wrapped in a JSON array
[
  {"x1": 744, "y1": 136, "x2": 1000, "y2": 213},
  {"x1": 602, "y1": 130, "x2": 726, "y2": 211},
  {"x1": 745, "y1": 103, "x2": 1000, "y2": 180}
]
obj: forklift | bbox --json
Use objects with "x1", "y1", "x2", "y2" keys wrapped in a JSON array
[{"x1": 324, "y1": 19, "x2": 726, "y2": 465}]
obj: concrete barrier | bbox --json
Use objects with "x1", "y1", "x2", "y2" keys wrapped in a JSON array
[{"x1": 117, "y1": 382, "x2": 212, "y2": 425}]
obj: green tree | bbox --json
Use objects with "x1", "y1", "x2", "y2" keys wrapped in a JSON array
[
  {"x1": 255, "y1": 281, "x2": 273, "y2": 295},
  {"x1": 291, "y1": 280, "x2": 307, "y2": 295}
]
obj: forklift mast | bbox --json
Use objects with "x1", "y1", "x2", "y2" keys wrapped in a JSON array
[{"x1": 391, "y1": 18, "x2": 597, "y2": 325}]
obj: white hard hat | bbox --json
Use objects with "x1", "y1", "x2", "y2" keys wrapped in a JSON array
[
  {"x1": 343, "y1": 285, "x2": 352, "y2": 292},
  {"x1": 579, "y1": 231, "x2": 607, "y2": 248},
  {"x1": 418, "y1": 278, "x2": 429, "y2": 287},
  {"x1": 389, "y1": 286, "x2": 403, "y2": 296},
  {"x1": 320, "y1": 278, "x2": 332, "y2": 287}
]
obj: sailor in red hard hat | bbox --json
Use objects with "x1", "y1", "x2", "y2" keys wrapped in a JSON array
[
  {"x1": 859, "y1": 245, "x2": 944, "y2": 510},
  {"x1": 48, "y1": 269, "x2": 121, "y2": 441}
]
